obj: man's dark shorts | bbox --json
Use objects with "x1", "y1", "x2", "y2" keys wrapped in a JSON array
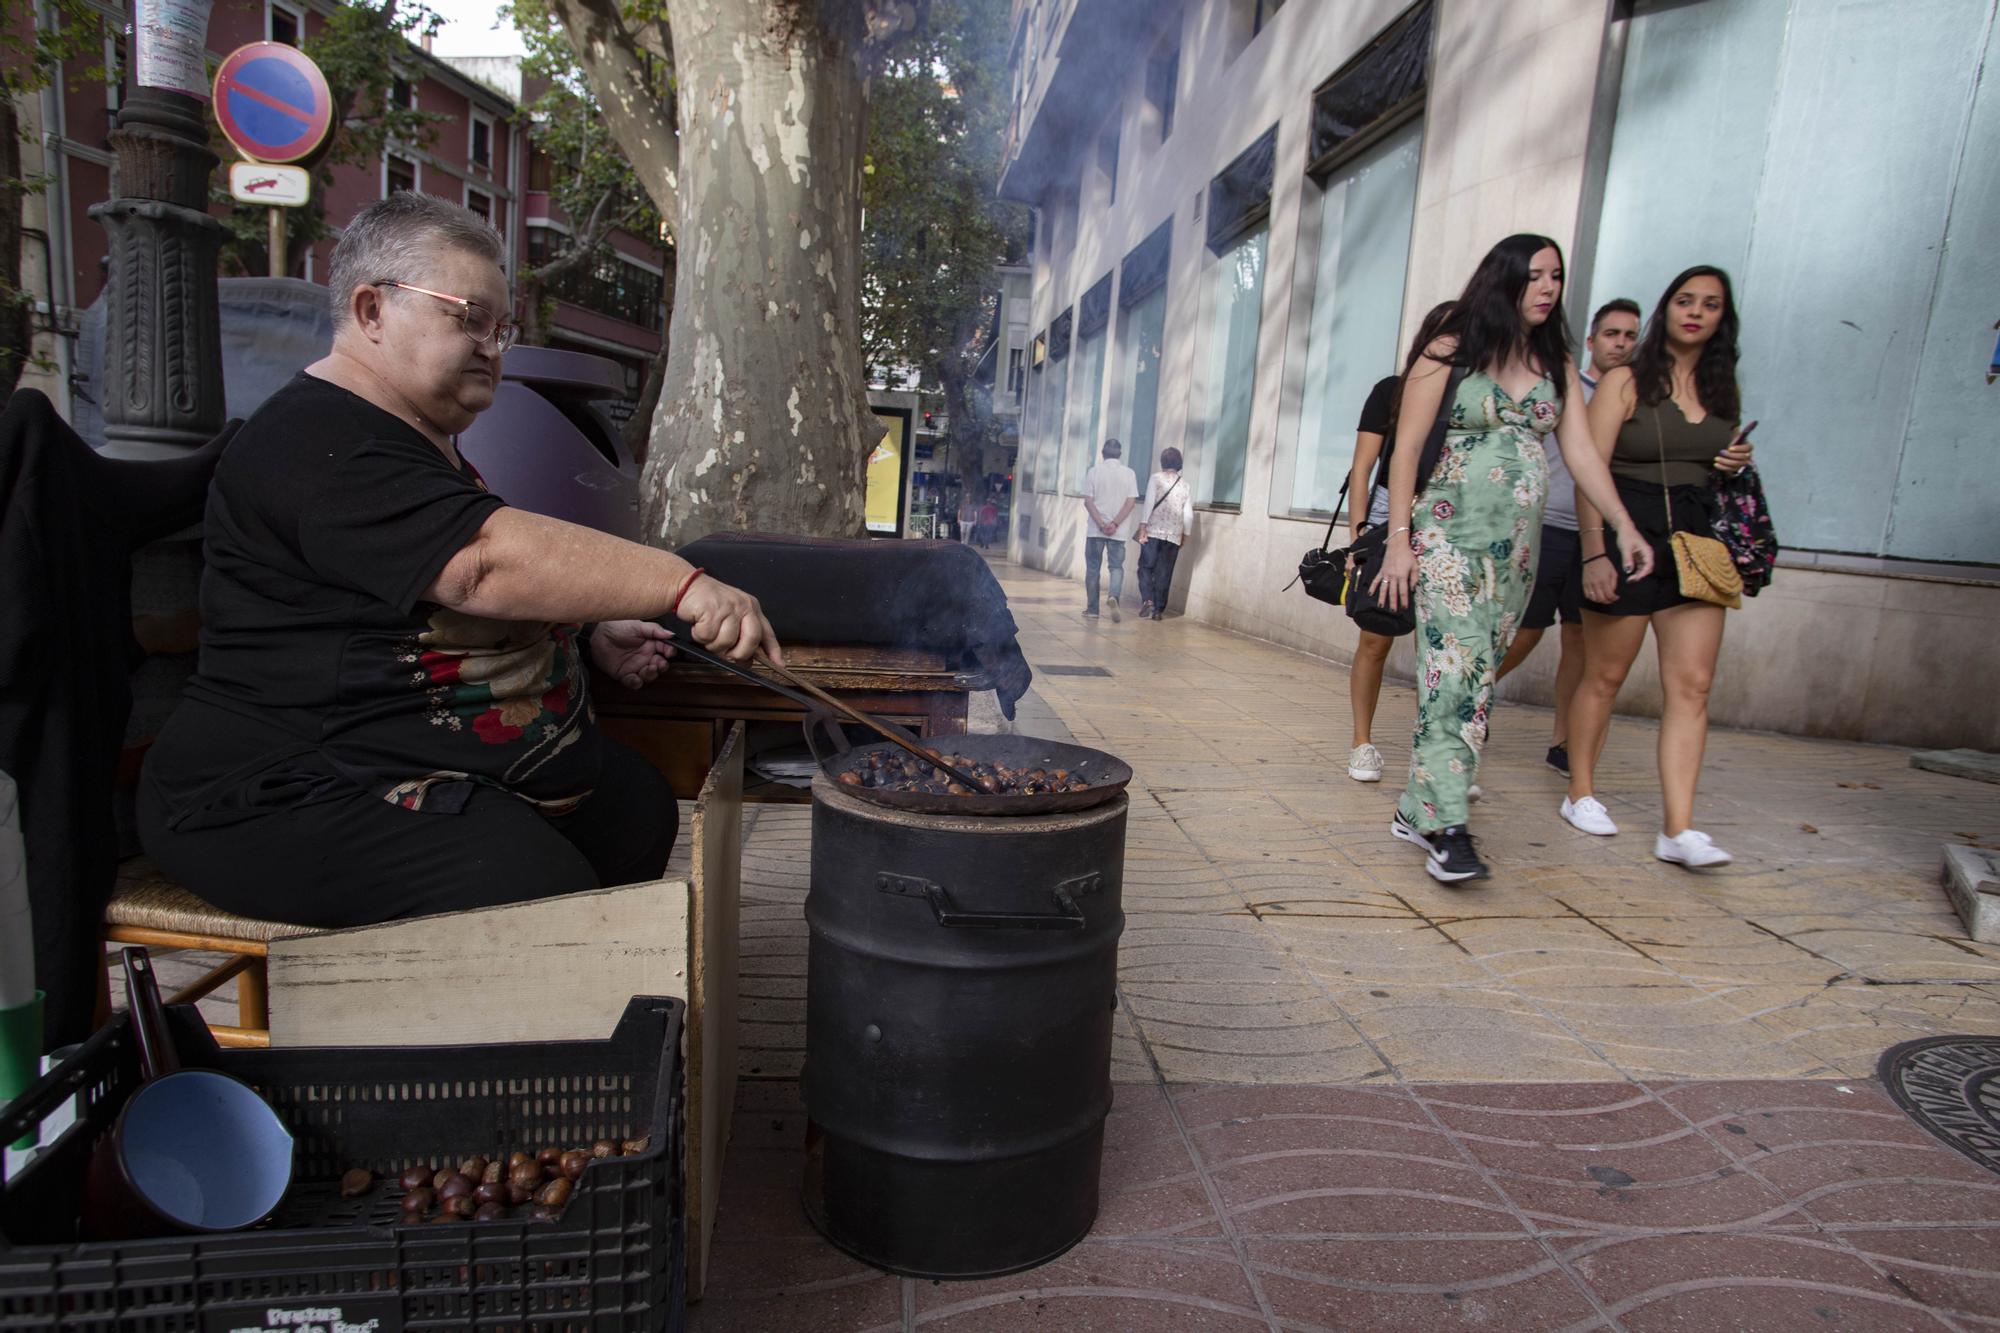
[{"x1": 1525, "y1": 523, "x2": 1582, "y2": 629}]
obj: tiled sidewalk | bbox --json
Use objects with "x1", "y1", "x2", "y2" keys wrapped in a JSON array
[{"x1": 692, "y1": 556, "x2": 2000, "y2": 1331}]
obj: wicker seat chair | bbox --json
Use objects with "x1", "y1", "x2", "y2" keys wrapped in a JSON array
[{"x1": 101, "y1": 858, "x2": 314, "y2": 1048}]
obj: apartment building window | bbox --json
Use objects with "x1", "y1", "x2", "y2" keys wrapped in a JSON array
[
  {"x1": 1195, "y1": 127, "x2": 1276, "y2": 508},
  {"x1": 1007, "y1": 346, "x2": 1025, "y2": 399},
  {"x1": 385, "y1": 155, "x2": 418, "y2": 196},
  {"x1": 465, "y1": 187, "x2": 492, "y2": 223},
  {"x1": 1145, "y1": 38, "x2": 1178, "y2": 144},
  {"x1": 1114, "y1": 220, "x2": 1172, "y2": 474},
  {"x1": 1036, "y1": 310, "x2": 1071, "y2": 494},
  {"x1": 470, "y1": 113, "x2": 494, "y2": 171},
  {"x1": 267, "y1": 1, "x2": 303, "y2": 47},
  {"x1": 1064, "y1": 275, "x2": 1113, "y2": 494},
  {"x1": 526, "y1": 231, "x2": 666, "y2": 329},
  {"x1": 528, "y1": 150, "x2": 553, "y2": 192},
  {"x1": 391, "y1": 73, "x2": 417, "y2": 112}
]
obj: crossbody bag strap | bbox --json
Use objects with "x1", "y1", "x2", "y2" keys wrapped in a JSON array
[
  {"x1": 1318, "y1": 473, "x2": 1354, "y2": 553},
  {"x1": 1652, "y1": 407, "x2": 1674, "y2": 532},
  {"x1": 1148, "y1": 474, "x2": 1184, "y2": 520}
]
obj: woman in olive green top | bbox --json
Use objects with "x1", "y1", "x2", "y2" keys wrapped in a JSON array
[{"x1": 1565, "y1": 266, "x2": 1755, "y2": 868}]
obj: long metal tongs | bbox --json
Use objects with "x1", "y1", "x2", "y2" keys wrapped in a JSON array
[{"x1": 665, "y1": 636, "x2": 988, "y2": 793}]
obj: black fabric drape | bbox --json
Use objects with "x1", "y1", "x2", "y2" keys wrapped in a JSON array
[
  {"x1": 0, "y1": 391, "x2": 234, "y2": 1048},
  {"x1": 1076, "y1": 274, "x2": 1113, "y2": 341},
  {"x1": 1206, "y1": 124, "x2": 1278, "y2": 253},
  {"x1": 671, "y1": 532, "x2": 1032, "y2": 719},
  {"x1": 1120, "y1": 220, "x2": 1173, "y2": 308}
]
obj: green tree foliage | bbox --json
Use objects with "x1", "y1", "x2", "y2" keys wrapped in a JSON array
[
  {"x1": 860, "y1": 0, "x2": 1026, "y2": 488},
  {"x1": 210, "y1": 0, "x2": 448, "y2": 276},
  {"x1": 2, "y1": 0, "x2": 110, "y2": 398},
  {"x1": 502, "y1": 0, "x2": 667, "y2": 347}
]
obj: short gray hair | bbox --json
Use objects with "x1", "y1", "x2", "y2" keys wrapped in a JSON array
[{"x1": 327, "y1": 192, "x2": 505, "y2": 329}]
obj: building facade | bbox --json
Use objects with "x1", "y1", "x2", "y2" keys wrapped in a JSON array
[
  {"x1": 999, "y1": 0, "x2": 2000, "y2": 751},
  {"x1": 15, "y1": 0, "x2": 666, "y2": 417}
]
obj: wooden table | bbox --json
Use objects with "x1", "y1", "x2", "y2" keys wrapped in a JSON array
[{"x1": 595, "y1": 643, "x2": 991, "y2": 801}]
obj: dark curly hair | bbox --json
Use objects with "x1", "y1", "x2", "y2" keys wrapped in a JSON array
[
  {"x1": 1427, "y1": 234, "x2": 1573, "y2": 400},
  {"x1": 1629, "y1": 265, "x2": 1742, "y2": 423}
]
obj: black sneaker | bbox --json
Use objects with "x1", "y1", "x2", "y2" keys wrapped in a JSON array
[
  {"x1": 1546, "y1": 744, "x2": 1570, "y2": 776},
  {"x1": 1426, "y1": 826, "x2": 1489, "y2": 883},
  {"x1": 1390, "y1": 810, "x2": 1434, "y2": 854}
]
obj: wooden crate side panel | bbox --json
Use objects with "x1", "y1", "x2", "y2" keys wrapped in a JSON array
[
  {"x1": 687, "y1": 721, "x2": 744, "y2": 1300},
  {"x1": 266, "y1": 881, "x2": 691, "y2": 1046}
]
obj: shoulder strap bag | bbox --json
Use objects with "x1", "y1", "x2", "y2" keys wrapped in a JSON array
[
  {"x1": 1711, "y1": 462, "x2": 1778, "y2": 596},
  {"x1": 1656, "y1": 410, "x2": 1743, "y2": 609},
  {"x1": 1146, "y1": 474, "x2": 1183, "y2": 522},
  {"x1": 1337, "y1": 365, "x2": 1469, "y2": 637}
]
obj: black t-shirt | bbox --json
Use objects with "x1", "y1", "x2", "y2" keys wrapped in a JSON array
[
  {"x1": 148, "y1": 373, "x2": 602, "y2": 822},
  {"x1": 1358, "y1": 374, "x2": 1400, "y2": 492}
]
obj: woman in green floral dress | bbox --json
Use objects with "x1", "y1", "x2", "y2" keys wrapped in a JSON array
[{"x1": 1371, "y1": 235, "x2": 1654, "y2": 883}]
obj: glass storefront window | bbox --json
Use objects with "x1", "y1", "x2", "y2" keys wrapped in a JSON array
[
  {"x1": 1064, "y1": 325, "x2": 1108, "y2": 493},
  {"x1": 1284, "y1": 117, "x2": 1422, "y2": 515},
  {"x1": 1114, "y1": 283, "x2": 1168, "y2": 475},
  {"x1": 1195, "y1": 224, "x2": 1266, "y2": 507}
]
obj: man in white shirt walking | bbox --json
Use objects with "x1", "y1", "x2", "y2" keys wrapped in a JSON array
[
  {"x1": 1081, "y1": 438, "x2": 1139, "y2": 621},
  {"x1": 1136, "y1": 447, "x2": 1193, "y2": 620}
]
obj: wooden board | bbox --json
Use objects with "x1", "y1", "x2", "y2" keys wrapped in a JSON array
[
  {"x1": 265, "y1": 880, "x2": 690, "y2": 1046},
  {"x1": 687, "y1": 722, "x2": 743, "y2": 1300}
]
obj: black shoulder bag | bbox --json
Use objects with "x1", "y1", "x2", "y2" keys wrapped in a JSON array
[{"x1": 1292, "y1": 366, "x2": 1467, "y2": 638}]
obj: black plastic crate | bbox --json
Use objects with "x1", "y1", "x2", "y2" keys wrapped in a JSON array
[{"x1": 0, "y1": 996, "x2": 685, "y2": 1332}]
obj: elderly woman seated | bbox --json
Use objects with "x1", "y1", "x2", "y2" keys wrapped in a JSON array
[{"x1": 138, "y1": 193, "x2": 782, "y2": 928}]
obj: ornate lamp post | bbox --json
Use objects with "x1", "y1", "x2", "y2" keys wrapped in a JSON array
[{"x1": 93, "y1": 25, "x2": 226, "y2": 459}]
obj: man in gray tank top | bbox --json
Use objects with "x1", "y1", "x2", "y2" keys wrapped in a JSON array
[{"x1": 1496, "y1": 298, "x2": 1640, "y2": 775}]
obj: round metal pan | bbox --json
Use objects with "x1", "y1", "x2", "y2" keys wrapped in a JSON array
[{"x1": 804, "y1": 717, "x2": 1131, "y2": 816}]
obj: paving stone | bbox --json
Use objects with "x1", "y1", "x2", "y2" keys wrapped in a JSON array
[
  {"x1": 1560, "y1": 1233, "x2": 1957, "y2": 1332},
  {"x1": 1247, "y1": 1237, "x2": 1604, "y2": 1331},
  {"x1": 907, "y1": 1241, "x2": 1268, "y2": 1330}
]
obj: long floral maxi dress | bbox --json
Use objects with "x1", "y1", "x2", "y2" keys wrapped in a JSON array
[{"x1": 1396, "y1": 371, "x2": 1557, "y2": 833}]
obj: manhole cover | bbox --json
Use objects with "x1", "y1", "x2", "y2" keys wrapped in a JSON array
[
  {"x1": 1879, "y1": 1036, "x2": 2000, "y2": 1175},
  {"x1": 1036, "y1": 665, "x2": 1112, "y2": 678}
]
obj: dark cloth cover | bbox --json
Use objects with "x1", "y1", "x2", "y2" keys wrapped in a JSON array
[
  {"x1": 141, "y1": 373, "x2": 599, "y2": 831},
  {"x1": 673, "y1": 532, "x2": 1032, "y2": 719},
  {"x1": 0, "y1": 391, "x2": 234, "y2": 1048}
]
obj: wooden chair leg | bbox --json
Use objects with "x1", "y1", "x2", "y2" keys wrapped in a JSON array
[{"x1": 238, "y1": 958, "x2": 269, "y2": 1032}]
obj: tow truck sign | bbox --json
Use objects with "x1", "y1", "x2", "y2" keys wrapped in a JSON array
[{"x1": 228, "y1": 161, "x2": 311, "y2": 207}]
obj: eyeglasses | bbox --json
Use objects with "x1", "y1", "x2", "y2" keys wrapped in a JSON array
[{"x1": 375, "y1": 280, "x2": 520, "y2": 352}]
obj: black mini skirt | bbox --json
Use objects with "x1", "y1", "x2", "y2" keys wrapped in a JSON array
[{"x1": 1586, "y1": 475, "x2": 1720, "y2": 618}]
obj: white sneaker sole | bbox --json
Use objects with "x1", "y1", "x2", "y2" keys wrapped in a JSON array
[
  {"x1": 1656, "y1": 845, "x2": 1733, "y2": 869},
  {"x1": 1561, "y1": 805, "x2": 1619, "y2": 837},
  {"x1": 1389, "y1": 817, "x2": 1434, "y2": 854},
  {"x1": 1348, "y1": 768, "x2": 1383, "y2": 783},
  {"x1": 1427, "y1": 855, "x2": 1489, "y2": 884}
]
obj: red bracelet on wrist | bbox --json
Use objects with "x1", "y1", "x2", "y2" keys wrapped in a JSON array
[{"x1": 670, "y1": 566, "x2": 706, "y2": 617}]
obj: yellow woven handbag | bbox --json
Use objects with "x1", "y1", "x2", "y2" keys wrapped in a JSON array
[{"x1": 1656, "y1": 413, "x2": 1741, "y2": 609}]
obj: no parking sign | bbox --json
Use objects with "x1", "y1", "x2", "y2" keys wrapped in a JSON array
[{"x1": 212, "y1": 42, "x2": 333, "y2": 166}]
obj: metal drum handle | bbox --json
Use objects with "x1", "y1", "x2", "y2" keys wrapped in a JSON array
[{"x1": 877, "y1": 872, "x2": 1100, "y2": 931}]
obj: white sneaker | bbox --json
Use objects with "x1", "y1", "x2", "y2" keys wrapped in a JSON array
[
  {"x1": 1348, "y1": 743, "x2": 1384, "y2": 782},
  {"x1": 1468, "y1": 783, "x2": 1484, "y2": 803},
  {"x1": 1656, "y1": 829, "x2": 1733, "y2": 868},
  {"x1": 1560, "y1": 795, "x2": 1619, "y2": 836}
]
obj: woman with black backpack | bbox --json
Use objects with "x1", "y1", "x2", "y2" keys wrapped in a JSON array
[
  {"x1": 1343, "y1": 302, "x2": 1455, "y2": 784},
  {"x1": 1370, "y1": 235, "x2": 1654, "y2": 883}
]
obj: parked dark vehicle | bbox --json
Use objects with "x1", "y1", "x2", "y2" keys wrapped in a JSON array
[{"x1": 458, "y1": 345, "x2": 641, "y2": 541}]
